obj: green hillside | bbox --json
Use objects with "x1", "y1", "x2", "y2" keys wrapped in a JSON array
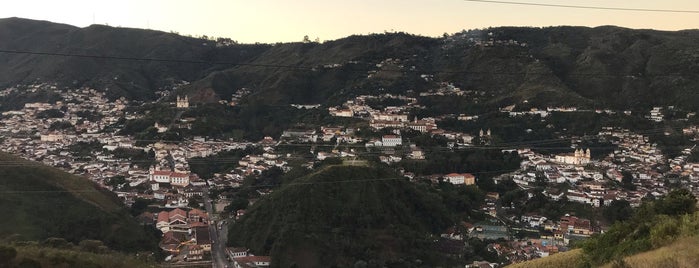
[
  {"x1": 228, "y1": 165, "x2": 456, "y2": 268},
  {"x1": 506, "y1": 236, "x2": 699, "y2": 268},
  {"x1": 0, "y1": 242, "x2": 156, "y2": 268},
  {"x1": 0, "y1": 153, "x2": 160, "y2": 253}
]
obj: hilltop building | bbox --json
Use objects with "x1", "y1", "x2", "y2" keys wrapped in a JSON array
[{"x1": 176, "y1": 95, "x2": 189, "y2": 108}]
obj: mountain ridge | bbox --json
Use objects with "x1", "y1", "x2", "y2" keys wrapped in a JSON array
[{"x1": 2, "y1": 18, "x2": 699, "y2": 110}]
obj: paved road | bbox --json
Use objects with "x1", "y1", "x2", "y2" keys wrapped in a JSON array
[{"x1": 203, "y1": 188, "x2": 230, "y2": 268}]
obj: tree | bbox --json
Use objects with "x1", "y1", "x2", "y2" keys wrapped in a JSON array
[
  {"x1": 621, "y1": 171, "x2": 636, "y2": 190},
  {"x1": 188, "y1": 196, "x2": 203, "y2": 209},
  {"x1": 0, "y1": 245, "x2": 17, "y2": 265},
  {"x1": 106, "y1": 175, "x2": 126, "y2": 188},
  {"x1": 603, "y1": 200, "x2": 633, "y2": 223},
  {"x1": 42, "y1": 237, "x2": 72, "y2": 249},
  {"x1": 225, "y1": 197, "x2": 248, "y2": 213},
  {"x1": 655, "y1": 188, "x2": 696, "y2": 216},
  {"x1": 302, "y1": 35, "x2": 310, "y2": 43},
  {"x1": 79, "y1": 239, "x2": 108, "y2": 253},
  {"x1": 36, "y1": 108, "x2": 64, "y2": 119},
  {"x1": 130, "y1": 198, "x2": 153, "y2": 216},
  {"x1": 18, "y1": 258, "x2": 42, "y2": 268}
]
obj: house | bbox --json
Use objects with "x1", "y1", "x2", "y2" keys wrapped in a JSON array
[
  {"x1": 227, "y1": 247, "x2": 249, "y2": 259},
  {"x1": 170, "y1": 172, "x2": 190, "y2": 187},
  {"x1": 381, "y1": 135, "x2": 402, "y2": 147},
  {"x1": 188, "y1": 208, "x2": 208, "y2": 224},
  {"x1": 40, "y1": 133, "x2": 64, "y2": 142},
  {"x1": 156, "y1": 208, "x2": 208, "y2": 233},
  {"x1": 150, "y1": 170, "x2": 172, "y2": 183},
  {"x1": 187, "y1": 245, "x2": 204, "y2": 261},
  {"x1": 443, "y1": 173, "x2": 476, "y2": 185},
  {"x1": 521, "y1": 213, "x2": 547, "y2": 228},
  {"x1": 572, "y1": 219, "x2": 593, "y2": 236},
  {"x1": 233, "y1": 256, "x2": 271, "y2": 268},
  {"x1": 148, "y1": 169, "x2": 191, "y2": 186},
  {"x1": 194, "y1": 226, "x2": 212, "y2": 251},
  {"x1": 159, "y1": 231, "x2": 187, "y2": 252}
]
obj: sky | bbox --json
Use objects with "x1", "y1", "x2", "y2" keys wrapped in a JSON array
[{"x1": 1, "y1": 0, "x2": 698, "y2": 43}]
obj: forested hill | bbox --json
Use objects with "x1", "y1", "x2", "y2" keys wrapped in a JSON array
[
  {"x1": 2, "y1": 17, "x2": 699, "y2": 109},
  {"x1": 228, "y1": 165, "x2": 457, "y2": 267}
]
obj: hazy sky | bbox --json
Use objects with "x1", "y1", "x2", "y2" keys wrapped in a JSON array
[{"x1": 2, "y1": 0, "x2": 698, "y2": 43}]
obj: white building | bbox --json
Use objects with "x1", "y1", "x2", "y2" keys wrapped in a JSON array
[
  {"x1": 381, "y1": 135, "x2": 402, "y2": 147},
  {"x1": 149, "y1": 169, "x2": 190, "y2": 187},
  {"x1": 554, "y1": 149, "x2": 591, "y2": 165},
  {"x1": 40, "y1": 133, "x2": 64, "y2": 142},
  {"x1": 443, "y1": 173, "x2": 476, "y2": 185},
  {"x1": 176, "y1": 95, "x2": 189, "y2": 108}
]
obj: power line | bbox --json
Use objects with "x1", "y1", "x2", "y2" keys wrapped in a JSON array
[{"x1": 462, "y1": 0, "x2": 699, "y2": 13}]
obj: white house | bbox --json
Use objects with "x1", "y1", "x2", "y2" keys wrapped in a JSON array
[
  {"x1": 443, "y1": 173, "x2": 476, "y2": 185},
  {"x1": 381, "y1": 135, "x2": 402, "y2": 147}
]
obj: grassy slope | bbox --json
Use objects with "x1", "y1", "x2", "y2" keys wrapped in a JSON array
[
  {"x1": 505, "y1": 249, "x2": 585, "y2": 268},
  {"x1": 600, "y1": 236, "x2": 699, "y2": 268},
  {"x1": 0, "y1": 153, "x2": 159, "y2": 252},
  {"x1": 5, "y1": 244, "x2": 156, "y2": 268},
  {"x1": 507, "y1": 236, "x2": 699, "y2": 268}
]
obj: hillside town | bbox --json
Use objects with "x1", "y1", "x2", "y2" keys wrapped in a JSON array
[{"x1": 0, "y1": 82, "x2": 698, "y2": 266}]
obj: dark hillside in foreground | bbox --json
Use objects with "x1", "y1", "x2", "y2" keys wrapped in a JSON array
[
  {"x1": 0, "y1": 153, "x2": 160, "y2": 252},
  {"x1": 228, "y1": 165, "x2": 455, "y2": 268}
]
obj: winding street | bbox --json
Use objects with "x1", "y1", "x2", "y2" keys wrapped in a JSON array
[{"x1": 203, "y1": 187, "x2": 230, "y2": 268}]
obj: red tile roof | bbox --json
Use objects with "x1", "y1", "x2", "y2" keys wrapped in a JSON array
[
  {"x1": 171, "y1": 172, "x2": 188, "y2": 178},
  {"x1": 235, "y1": 255, "x2": 271, "y2": 265},
  {"x1": 189, "y1": 208, "x2": 207, "y2": 217},
  {"x1": 157, "y1": 211, "x2": 169, "y2": 223},
  {"x1": 170, "y1": 208, "x2": 187, "y2": 219}
]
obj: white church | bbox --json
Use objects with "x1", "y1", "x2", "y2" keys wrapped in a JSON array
[
  {"x1": 554, "y1": 148, "x2": 591, "y2": 165},
  {"x1": 176, "y1": 95, "x2": 189, "y2": 108}
]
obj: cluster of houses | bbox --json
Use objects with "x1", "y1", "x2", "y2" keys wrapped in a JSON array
[
  {"x1": 0, "y1": 86, "x2": 265, "y2": 210},
  {"x1": 145, "y1": 208, "x2": 212, "y2": 261},
  {"x1": 204, "y1": 143, "x2": 290, "y2": 193},
  {"x1": 501, "y1": 126, "x2": 699, "y2": 209},
  {"x1": 226, "y1": 88, "x2": 251, "y2": 107}
]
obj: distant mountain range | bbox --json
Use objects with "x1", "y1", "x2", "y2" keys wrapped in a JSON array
[{"x1": 2, "y1": 17, "x2": 699, "y2": 109}]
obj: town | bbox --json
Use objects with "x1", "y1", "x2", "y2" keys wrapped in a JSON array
[{"x1": 1, "y1": 81, "x2": 698, "y2": 267}]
